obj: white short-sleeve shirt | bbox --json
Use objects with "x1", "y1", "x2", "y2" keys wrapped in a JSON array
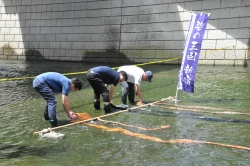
[{"x1": 117, "y1": 66, "x2": 144, "y2": 86}]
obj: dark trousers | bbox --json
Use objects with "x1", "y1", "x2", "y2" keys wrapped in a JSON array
[
  {"x1": 33, "y1": 77, "x2": 57, "y2": 119},
  {"x1": 120, "y1": 81, "x2": 135, "y2": 104},
  {"x1": 86, "y1": 70, "x2": 110, "y2": 102}
]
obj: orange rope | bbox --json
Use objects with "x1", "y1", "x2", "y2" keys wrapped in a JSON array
[
  {"x1": 85, "y1": 123, "x2": 250, "y2": 151},
  {"x1": 69, "y1": 113, "x2": 250, "y2": 151},
  {"x1": 97, "y1": 118, "x2": 170, "y2": 131}
]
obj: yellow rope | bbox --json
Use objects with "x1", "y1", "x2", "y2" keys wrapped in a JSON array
[
  {"x1": 0, "y1": 45, "x2": 234, "y2": 82},
  {"x1": 0, "y1": 58, "x2": 180, "y2": 82}
]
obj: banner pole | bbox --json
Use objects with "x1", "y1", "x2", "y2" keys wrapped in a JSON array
[{"x1": 175, "y1": 85, "x2": 179, "y2": 105}]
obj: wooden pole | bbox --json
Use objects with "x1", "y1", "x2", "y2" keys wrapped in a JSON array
[{"x1": 33, "y1": 97, "x2": 173, "y2": 135}]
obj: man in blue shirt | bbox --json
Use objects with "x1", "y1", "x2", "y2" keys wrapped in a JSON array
[
  {"x1": 33, "y1": 72, "x2": 83, "y2": 127},
  {"x1": 86, "y1": 66, "x2": 128, "y2": 114}
]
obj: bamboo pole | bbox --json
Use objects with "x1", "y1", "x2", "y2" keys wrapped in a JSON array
[{"x1": 33, "y1": 98, "x2": 173, "y2": 135}]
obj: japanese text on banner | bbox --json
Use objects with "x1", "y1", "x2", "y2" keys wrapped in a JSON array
[{"x1": 178, "y1": 12, "x2": 210, "y2": 93}]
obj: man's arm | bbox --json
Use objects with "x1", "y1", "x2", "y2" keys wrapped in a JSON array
[
  {"x1": 62, "y1": 94, "x2": 77, "y2": 119},
  {"x1": 109, "y1": 85, "x2": 116, "y2": 103},
  {"x1": 135, "y1": 84, "x2": 144, "y2": 103},
  {"x1": 62, "y1": 94, "x2": 71, "y2": 116}
]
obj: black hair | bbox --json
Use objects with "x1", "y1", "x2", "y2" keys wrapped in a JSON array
[
  {"x1": 119, "y1": 71, "x2": 128, "y2": 81},
  {"x1": 71, "y1": 78, "x2": 83, "y2": 90}
]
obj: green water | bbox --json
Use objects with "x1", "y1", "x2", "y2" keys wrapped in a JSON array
[{"x1": 0, "y1": 60, "x2": 250, "y2": 166}]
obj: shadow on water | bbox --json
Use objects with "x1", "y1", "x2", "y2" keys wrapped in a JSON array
[
  {"x1": 0, "y1": 143, "x2": 49, "y2": 159},
  {"x1": 190, "y1": 98, "x2": 244, "y2": 103}
]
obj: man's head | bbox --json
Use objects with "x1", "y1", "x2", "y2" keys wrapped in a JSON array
[
  {"x1": 70, "y1": 78, "x2": 83, "y2": 91},
  {"x1": 142, "y1": 71, "x2": 153, "y2": 82},
  {"x1": 118, "y1": 71, "x2": 128, "y2": 82}
]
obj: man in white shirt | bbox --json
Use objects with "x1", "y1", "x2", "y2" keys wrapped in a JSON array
[{"x1": 117, "y1": 65, "x2": 153, "y2": 106}]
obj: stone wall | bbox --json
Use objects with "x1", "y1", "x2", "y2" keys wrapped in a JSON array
[{"x1": 0, "y1": 0, "x2": 249, "y2": 66}]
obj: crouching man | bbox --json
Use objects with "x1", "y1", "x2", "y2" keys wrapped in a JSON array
[
  {"x1": 33, "y1": 72, "x2": 83, "y2": 127},
  {"x1": 86, "y1": 66, "x2": 128, "y2": 114}
]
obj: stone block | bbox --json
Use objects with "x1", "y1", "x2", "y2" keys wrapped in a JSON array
[
  {"x1": 39, "y1": 42, "x2": 50, "y2": 49},
  {"x1": 51, "y1": 27, "x2": 62, "y2": 34},
  {"x1": 173, "y1": 31, "x2": 185, "y2": 40},
  {"x1": 10, "y1": 28, "x2": 20, "y2": 34},
  {"x1": 70, "y1": 56, "x2": 83, "y2": 62},
  {"x1": 52, "y1": 12, "x2": 63, "y2": 19},
  {"x1": 229, "y1": 28, "x2": 249, "y2": 39},
  {"x1": 72, "y1": 42, "x2": 84, "y2": 49},
  {"x1": 61, "y1": 42, "x2": 72, "y2": 49},
  {"x1": 185, "y1": 1, "x2": 202, "y2": 11},
  {"x1": 36, "y1": 20, "x2": 46, "y2": 26},
  {"x1": 149, "y1": 41, "x2": 165, "y2": 49},
  {"x1": 41, "y1": 27, "x2": 51, "y2": 34},
  {"x1": 126, "y1": 50, "x2": 142, "y2": 58},
  {"x1": 0, "y1": 34, "x2": 4, "y2": 41},
  {"x1": 218, "y1": 18, "x2": 239, "y2": 29},
  {"x1": 56, "y1": 34, "x2": 67, "y2": 41},
  {"x1": 202, "y1": 40, "x2": 216, "y2": 49},
  {"x1": 199, "y1": 59, "x2": 215, "y2": 65},
  {"x1": 141, "y1": 50, "x2": 156, "y2": 58},
  {"x1": 67, "y1": 34, "x2": 79, "y2": 42},
  {"x1": 206, "y1": 50, "x2": 225, "y2": 59},
  {"x1": 221, "y1": 0, "x2": 241, "y2": 8},
  {"x1": 28, "y1": 42, "x2": 39, "y2": 48},
  {"x1": 9, "y1": 42, "x2": 19, "y2": 49},
  {"x1": 31, "y1": 13, "x2": 42, "y2": 20},
  {"x1": 235, "y1": 39, "x2": 248, "y2": 49},
  {"x1": 22, "y1": 0, "x2": 32, "y2": 5},
  {"x1": 50, "y1": 42, "x2": 60, "y2": 49},
  {"x1": 25, "y1": 20, "x2": 36, "y2": 27},
  {"x1": 239, "y1": 17, "x2": 250, "y2": 28},
  {"x1": 104, "y1": 16, "x2": 121, "y2": 25},
  {"x1": 62, "y1": 27, "x2": 74, "y2": 34},
  {"x1": 202, "y1": 0, "x2": 221, "y2": 10},
  {"x1": 230, "y1": 6, "x2": 250, "y2": 18},
  {"x1": 34, "y1": 35, "x2": 45, "y2": 42},
  {"x1": 216, "y1": 39, "x2": 237, "y2": 49},
  {"x1": 63, "y1": 11, "x2": 75, "y2": 19},
  {"x1": 1, "y1": 28, "x2": 10, "y2": 35},
  {"x1": 24, "y1": 35, "x2": 34, "y2": 41},
  {"x1": 30, "y1": 27, "x2": 40, "y2": 34}
]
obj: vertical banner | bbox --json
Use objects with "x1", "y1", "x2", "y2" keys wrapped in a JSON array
[{"x1": 178, "y1": 12, "x2": 210, "y2": 93}]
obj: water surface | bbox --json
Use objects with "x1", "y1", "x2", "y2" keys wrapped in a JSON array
[{"x1": 0, "y1": 60, "x2": 250, "y2": 166}]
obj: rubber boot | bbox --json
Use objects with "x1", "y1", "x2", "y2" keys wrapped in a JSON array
[
  {"x1": 104, "y1": 103, "x2": 111, "y2": 114},
  {"x1": 94, "y1": 100, "x2": 101, "y2": 110},
  {"x1": 128, "y1": 82, "x2": 135, "y2": 104},
  {"x1": 121, "y1": 95, "x2": 127, "y2": 105},
  {"x1": 128, "y1": 92, "x2": 135, "y2": 105},
  {"x1": 116, "y1": 103, "x2": 129, "y2": 110},
  {"x1": 44, "y1": 109, "x2": 49, "y2": 121},
  {"x1": 50, "y1": 118, "x2": 58, "y2": 128}
]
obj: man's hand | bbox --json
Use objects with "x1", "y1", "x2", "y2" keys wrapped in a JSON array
[
  {"x1": 69, "y1": 111, "x2": 77, "y2": 120},
  {"x1": 136, "y1": 101, "x2": 147, "y2": 106},
  {"x1": 136, "y1": 101, "x2": 143, "y2": 106}
]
